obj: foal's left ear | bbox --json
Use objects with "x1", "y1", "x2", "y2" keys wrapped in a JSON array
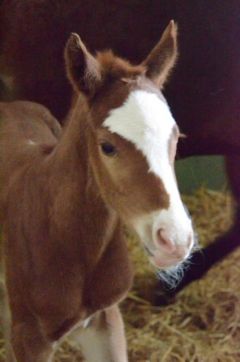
[
  {"x1": 64, "y1": 33, "x2": 102, "y2": 98},
  {"x1": 142, "y1": 20, "x2": 178, "y2": 88}
]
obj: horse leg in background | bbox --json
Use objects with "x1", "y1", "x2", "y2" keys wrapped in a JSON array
[
  {"x1": 154, "y1": 155, "x2": 240, "y2": 306},
  {"x1": 71, "y1": 305, "x2": 128, "y2": 362}
]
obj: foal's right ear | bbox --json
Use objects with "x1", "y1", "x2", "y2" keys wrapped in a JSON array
[{"x1": 64, "y1": 33, "x2": 102, "y2": 98}]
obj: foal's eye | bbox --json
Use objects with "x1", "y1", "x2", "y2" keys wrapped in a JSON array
[{"x1": 100, "y1": 142, "x2": 117, "y2": 156}]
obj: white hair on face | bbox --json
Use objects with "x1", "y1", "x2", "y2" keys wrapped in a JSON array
[
  {"x1": 103, "y1": 90, "x2": 192, "y2": 247},
  {"x1": 157, "y1": 235, "x2": 199, "y2": 289},
  {"x1": 157, "y1": 259, "x2": 190, "y2": 289},
  {"x1": 103, "y1": 90, "x2": 175, "y2": 179},
  {"x1": 103, "y1": 90, "x2": 195, "y2": 283},
  {"x1": 103, "y1": 90, "x2": 175, "y2": 194}
]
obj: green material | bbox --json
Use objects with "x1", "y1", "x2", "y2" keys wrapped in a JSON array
[{"x1": 176, "y1": 156, "x2": 227, "y2": 194}]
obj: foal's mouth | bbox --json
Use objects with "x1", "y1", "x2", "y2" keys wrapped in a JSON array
[
  {"x1": 143, "y1": 235, "x2": 197, "y2": 270},
  {"x1": 143, "y1": 241, "x2": 193, "y2": 289}
]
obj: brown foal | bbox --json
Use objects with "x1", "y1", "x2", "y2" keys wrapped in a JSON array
[{"x1": 0, "y1": 21, "x2": 193, "y2": 361}]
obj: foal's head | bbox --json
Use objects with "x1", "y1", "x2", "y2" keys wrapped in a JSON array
[{"x1": 65, "y1": 21, "x2": 194, "y2": 275}]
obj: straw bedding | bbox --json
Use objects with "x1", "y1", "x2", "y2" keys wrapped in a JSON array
[{"x1": 0, "y1": 188, "x2": 238, "y2": 362}]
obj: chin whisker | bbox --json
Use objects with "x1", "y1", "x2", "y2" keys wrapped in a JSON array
[{"x1": 156, "y1": 255, "x2": 192, "y2": 290}]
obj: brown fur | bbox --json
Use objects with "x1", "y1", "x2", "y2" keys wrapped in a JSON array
[
  {"x1": 96, "y1": 50, "x2": 145, "y2": 79},
  {"x1": 0, "y1": 24, "x2": 178, "y2": 361}
]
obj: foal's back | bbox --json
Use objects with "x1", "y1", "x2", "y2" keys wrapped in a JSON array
[{"x1": 0, "y1": 101, "x2": 61, "y2": 217}]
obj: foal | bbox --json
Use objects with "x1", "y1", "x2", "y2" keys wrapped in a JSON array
[{"x1": 0, "y1": 21, "x2": 193, "y2": 362}]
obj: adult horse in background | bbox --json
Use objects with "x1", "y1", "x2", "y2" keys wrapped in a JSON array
[
  {"x1": 0, "y1": 24, "x2": 194, "y2": 361},
  {"x1": 0, "y1": 0, "x2": 240, "y2": 298}
]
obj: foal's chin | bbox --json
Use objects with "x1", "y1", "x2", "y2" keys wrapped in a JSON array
[
  {"x1": 149, "y1": 249, "x2": 191, "y2": 269},
  {"x1": 148, "y1": 250, "x2": 193, "y2": 289}
]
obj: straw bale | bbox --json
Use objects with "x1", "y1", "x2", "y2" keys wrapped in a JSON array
[{"x1": 0, "y1": 187, "x2": 238, "y2": 362}]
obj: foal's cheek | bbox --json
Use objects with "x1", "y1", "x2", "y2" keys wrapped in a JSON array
[
  {"x1": 90, "y1": 141, "x2": 169, "y2": 220},
  {"x1": 90, "y1": 153, "x2": 129, "y2": 212}
]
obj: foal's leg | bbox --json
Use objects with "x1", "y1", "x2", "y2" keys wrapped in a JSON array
[
  {"x1": 71, "y1": 305, "x2": 128, "y2": 362},
  {"x1": 10, "y1": 319, "x2": 54, "y2": 362},
  {"x1": 0, "y1": 278, "x2": 52, "y2": 362},
  {"x1": 0, "y1": 272, "x2": 16, "y2": 362}
]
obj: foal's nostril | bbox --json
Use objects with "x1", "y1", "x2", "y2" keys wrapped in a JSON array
[{"x1": 156, "y1": 229, "x2": 176, "y2": 253}]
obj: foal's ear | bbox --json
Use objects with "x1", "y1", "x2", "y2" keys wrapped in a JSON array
[
  {"x1": 142, "y1": 20, "x2": 178, "y2": 88},
  {"x1": 64, "y1": 33, "x2": 102, "y2": 97}
]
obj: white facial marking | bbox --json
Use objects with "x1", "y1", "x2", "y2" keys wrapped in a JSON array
[
  {"x1": 103, "y1": 90, "x2": 175, "y2": 175},
  {"x1": 103, "y1": 89, "x2": 176, "y2": 197},
  {"x1": 103, "y1": 90, "x2": 193, "y2": 255}
]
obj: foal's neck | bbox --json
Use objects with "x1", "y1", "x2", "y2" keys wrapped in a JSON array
[
  {"x1": 48, "y1": 96, "x2": 119, "y2": 266},
  {"x1": 54, "y1": 96, "x2": 89, "y2": 172}
]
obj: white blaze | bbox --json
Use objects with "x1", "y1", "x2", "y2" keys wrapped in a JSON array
[{"x1": 103, "y1": 90, "x2": 192, "y2": 248}]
